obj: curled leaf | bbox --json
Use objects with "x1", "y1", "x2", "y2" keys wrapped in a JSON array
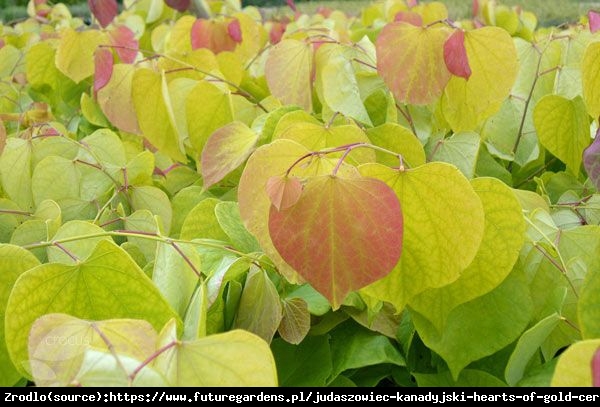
[
  {"x1": 266, "y1": 175, "x2": 303, "y2": 211},
  {"x1": 444, "y1": 30, "x2": 471, "y2": 80}
]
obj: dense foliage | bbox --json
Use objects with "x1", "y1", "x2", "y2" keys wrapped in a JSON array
[{"x1": 1, "y1": 0, "x2": 600, "y2": 387}]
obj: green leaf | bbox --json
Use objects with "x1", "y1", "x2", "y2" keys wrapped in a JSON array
[
  {"x1": 170, "y1": 186, "x2": 211, "y2": 237},
  {"x1": 412, "y1": 267, "x2": 533, "y2": 379},
  {"x1": 329, "y1": 320, "x2": 405, "y2": 381},
  {"x1": 5, "y1": 240, "x2": 179, "y2": 377},
  {"x1": 46, "y1": 221, "x2": 112, "y2": 264},
  {"x1": 123, "y1": 210, "x2": 160, "y2": 264},
  {"x1": 551, "y1": 339, "x2": 600, "y2": 386},
  {"x1": 26, "y1": 42, "x2": 62, "y2": 89},
  {"x1": 132, "y1": 68, "x2": 186, "y2": 162},
  {"x1": 265, "y1": 39, "x2": 313, "y2": 111},
  {"x1": 271, "y1": 335, "x2": 332, "y2": 387},
  {"x1": 180, "y1": 198, "x2": 228, "y2": 241},
  {"x1": 0, "y1": 138, "x2": 33, "y2": 211},
  {"x1": 269, "y1": 175, "x2": 403, "y2": 309},
  {"x1": 278, "y1": 298, "x2": 310, "y2": 345},
  {"x1": 0, "y1": 245, "x2": 39, "y2": 386},
  {"x1": 414, "y1": 369, "x2": 507, "y2": 387},
  {"x1": 366, "y1": 123, "x2": 426, "y2": 168},
  {"x1": 582, "y1": 41, "x2": 600, "y2": 119},
  {"x1": 55, "y1": 28, "x2": 107, "y2": 83},
  {"x1": 201, "y1": 121, "x2": 258, "y2": 189},
  {"x1": 215, "y1": 201, "x2": 260, "y2": 253},
  {"x1": 442, "y1": 27, "x2": 518, "y2": 131},
  {"x1": 505, "y1": 313, "x2": 561, "y2": 386},
  {"x1": 153, "y1": 242, "x2": 201, "y2": 318},
  {"x1": 186, "y1": 80, "x2": 234, "y2": 155},
  {"x1": 533, "y1": 95, "x2": 590, "y2": 174},
  {"x1": 409, "y1": 177, "x2": 525, "y2": 330},
  {"x1": 233, "y1": 267, "x2": 282, "y2": 343},
  {"x1": 154, "y1": 319, "x2": 278, "y2": 386},
  {"x1": 28, "y1": 313, "x2": 158, "y2": 386},
  {"x1": 579, "y1": 262, "x2": 600, "y2": 339},
  {"x1": 376, "y1": 22, "x2": 451, "y2": 105},
  {"x1": 182, "y1": 283, "x2": 208, "y2": 340},
  {"x1": 0, "y1": 44, "x2": 21, "y2": 79},
  {"x1": 428, "y1": 132, "x2": 481, "y2": 179},
  {"x1": 360, "y1": 163, "x2": 485, "y2": 311},
  {"x1": 130, "y1": 186, "x2": 172, "y2": 235}
]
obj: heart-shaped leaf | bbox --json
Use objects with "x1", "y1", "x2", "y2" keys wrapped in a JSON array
[{"x1": 88, "y1": 0, "x2": 118, "y2": 28}]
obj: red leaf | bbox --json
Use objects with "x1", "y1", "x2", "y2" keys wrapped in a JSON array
[
  {"x1": 227, "y1": 19, "x2": 243, "y2": 43},
  {"x1": 444, "y1": 30, "x2": 472, "y2": 80},
  {"x1": 286, "y1": 0, "x2": 297, "y2": 12},
  {"x1": 109, "y1": 26, "x2": 139, "y2": 64},
  {"x1": 316, "y1": 7, "x2": 332, "y2": 18},
  {"x1": 590, "y1": 10, "x2": 600, "y2": 33},
  {"x1": 88, "y1": 0, "x2": 118, "y2": 28},
  {"x1": 407, "y1": 0, "x2": 418, "y2": 7},
  {"x1": 269, "y1": 175, "x2": 403, "y2": 308},
  {"x1": 394, "y1": 11, "x2": 423, "y2": 26},
  {"x1": 584, "y1": 128, "x2": 600, "y2": 190},
  {"x1": 472, "y1": 0, "x2": 479, "y2": 17},
  {"x1": 164, "y1": 0, "x2": 191, "y2": 12},
  {"x1": 94, "y1": 48, "x2": 113, "y2": 94},
  {"x1": 269, "y1": 22, "x2": 286, "y2": 44},
  {"x1": 191, "y1": 19, "x2": 237, "y2": 53},
  {"x1": 594, "y1": 347, "x2": 600, "y2": 387},
  {"x1": 266, "y1": 176, "x2": 303, "y2": 211}
]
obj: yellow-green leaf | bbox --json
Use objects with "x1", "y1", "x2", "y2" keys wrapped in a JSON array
[
  {"x1": 551, "y1": 339, "x2": 600, "y2": 386},
  {"x1": 55, "y1": 28, "x2": 107, "y2": 83},
  {"x1": 97, "y1": 63, "x2": 140, "y2": 134},
  {"x1": 582, "y1": 41, "x2": 600, "y2": 119}
]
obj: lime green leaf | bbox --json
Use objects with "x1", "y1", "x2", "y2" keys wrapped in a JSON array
[
  {"x1": 186, "y1": 81, "x2": 234, "y2": 155},
  {"x1": 413, "y1": 267, "x2": 533, "y2": 379},
  {"x1": 233, "y1": 267, "x2": 282, "y2": 342},
  {"x1": 46, "y1": 221, "x2": 112, "y2": 264},
  {"x1": 442, "y1": 27, "x2": 518, "y2": 131},
  {"x1": 265, "y1": 39, "x2": 313, "y2": 111},
  {"x1": 428, "y1": 131, "x2": 480, "y2": 179},
  {"x1": 130, "y1": 186, "x2": 172, "y2": 234},
  {"x1": 215, "y1": 201, "x2": 260, "y2": 253},
  {"x1": 153, "y1": 242, "x2": 201, "y2": 318},
  {"x1": 132, "y1": 69, "x2": 187, "y2": 162},
  {"x1": 329, "y1": 321, "x2": 405, "y2": 380},
  {"x1": 360, "y1": 163, "x2": 485, "y2": 310},
  {"x1": 414, "y1": 369, "x2": 507, "y2": 387},
  {"x1": 6, "y1": 240, "x2": 179, "y2": 376},
  {"x1": 26, "y1": 42, "x2": 61, "y2": 89},
  {"x1": 580, "y1": 263, "x2": 600, "y2": 339},
  {"x1": 180, "y1": 198, "x2": 228, "y2": 241},
  {"x1": 0, "y1": 138, "x2": 33, "y2": 211},
  {"x1": 271, "y1": 335, "x2": 332, "y2": 386},
  {"x1": 269, "y1": 175, "x2": 403, "y2": 309},
  {"x1": 171, "y1": 186, "x2": 211, "y2": 237},
  {"x1": 409, "y1": 177, "x2": 525, "y2": 329},
  {"x1": 505, "y1": 313, "x2": 561, "y2": 386},
  {"x1": 551, "y1": 339, "x2": 600, "y2": 386},
  {"x1": 55, "y1": 28, "x2": 107, "y2": 83},
  {"x1": 366, "y1": 123, "x2": 426, "y2": 168},
  {"x1": 0, "y1": 45, "x2": 21, "y2": 79},
  {"x1": 0, "y1": 245, "x2": 39, "y2": 386},
  {"x1": 97, "y1": 64, "x2": 140, "y2": 134},
  {"x1": 376, "y1": 22, "x2": 451, "y2": 105},
  {"x1": 124, "y1": 210, "x2": 160, "y2": 264},
  {"x1": 201, "y1": 121, "x2": 258, "y2": 189},
  {"x1": 182, "y1": 283, "x2": 208, "y2": 340},
  {"x1": 582, "y1": 41, "x2": 600, "y2": 119},
  {"x1": 28, "y1": 313, "x2": 158, "y2": 386},
  {"x1": 154, "y1": 320, "x2": 278, "y2": 386},
  {"x1": 315, "y1": 43, "x2": 372, "y2": 125},
  {"x1": 533, "y1": 95, "x2": 590, "y2": 174},
  {"x1": 278, "y1": 298, "x2": 310, "y2": 345}
]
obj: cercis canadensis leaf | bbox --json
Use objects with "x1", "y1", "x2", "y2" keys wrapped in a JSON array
[
  {"x1": 108, "y1": 26, "x2": 139, "y2": 64},
  {"x1": 594, "y1": 348, "x2": 600, "y2": 387},
  {"x1": 394, "y1": 11, "x2": 423, "y2": 26},
  {"x1": 268, "y1": 175, "x2": 403, "y2": 309},
  {"x1": 589, "y1": 10, "x2": 600, "y2": 33},
  {"x1": 93, "y1": 48, "x2": 113, "y2": 94},
  {"x1": 88, "y1": 0, "x2": 118, "y2": 28},
  {"x1": 584, "y1": 130, "x2": 600, "y2": 190},
  {"x1": 164, "y1": 0, "x2": 191, "y2": 12},
  {"x1": 266, "y1": 175, "x2": 303, "y2": 211},
  {"x1": 228, "y1": 19, "x2": 243, "y2": 43},
  {"x1": 444, "y1": 30, "x2": 471, "y2": 80}
]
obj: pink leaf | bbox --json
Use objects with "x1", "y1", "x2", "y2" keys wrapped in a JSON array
[
  {"x1": 394, "y1": 11, "x2": 423, "y2": 26},
  {"x1": 286, "y1": 0, "x2": 297, "y2": 12},
  {"x1": 593, "y1": 347, "x2": 600, "y2": 387},
  {"x1": 444, "y1": 30, "x2": 472, "y2": 80},
  {"x1": 590, "y1": 10, "x2": 600, "y2": 33},
  {"x1": 94, "y1": 48, "x2": 113, "y2": 94},
  {"x1": 473, "y1": 0, "x2": 479, "y2": 17},
  {"x1": 407, "y1": 0, "x2": 418, "y2": 7},
  {"x1": 164, "y1": 0, "x2": 191, "y2": 12},
  {"x1": 109, "y1": 26, "x2": 139, "y2": 64},
  {"x1": 269, "y1": 22, "x2": 286, "y2": 44},
  {"x1": 227, "y1": 19, "x2": 243, "y2": 43},
  {"x1": 88, "y1": 0, "x2": 118, "y2": 28},
  {"x1": 584, "y1": 128, "x2": 600, "y2": 190},
  {"x1": 266, "y1": 176, "x2": 303, "y2": 211}
]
